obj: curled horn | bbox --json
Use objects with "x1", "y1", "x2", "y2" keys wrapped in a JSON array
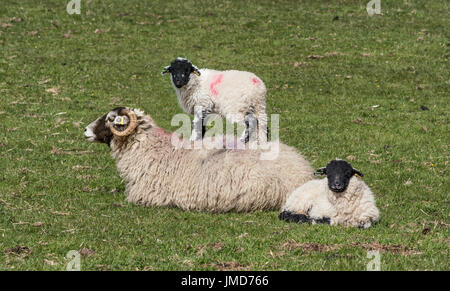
[{"x1": 109, "y1": 109, "x2": 138, "y2": 137}]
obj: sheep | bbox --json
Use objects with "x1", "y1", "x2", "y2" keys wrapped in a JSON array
[
  {"x1": 279, "y1": 159, "x2": 380, "y2": 228},
  {"x1": 84, "y1": 107, "x2": 314, "y2": 213},
  {"x1": 161, "y1": 57, "x2": 268, "y2": 143}
]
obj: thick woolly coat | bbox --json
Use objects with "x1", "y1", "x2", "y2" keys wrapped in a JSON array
[
  {"x1": 282, "y1": 177, "x2": 380, "y2": 228},
  {"x1": 172, "y1": 68, "x2": 268, "y2": 141},
  {"x1": 110, "y1": 111, "x2": 314, "y2": 213}
]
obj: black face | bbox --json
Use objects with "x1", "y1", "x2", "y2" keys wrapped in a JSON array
[
  {"x1": 84, "y1": 107, "x2": 127, "y2": 146},
  {"x1": 315, "y1": 160, "x2": 363, "y2": 193},
  {"x1": 166, "y1": 58, "x2": 196, "y2": 88}
]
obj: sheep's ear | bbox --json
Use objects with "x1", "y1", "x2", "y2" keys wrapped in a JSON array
[
  {"x1": 191, "y1": 65, "x2": 201, "y2": 76},
  {"x1": 161, "y1": 65, "x2": 171, "y2": 75},
  {"x1": 353, "y1": 168, "x2": 364, "y2": 178},
  {"x1": 314, "y1": 167, "x2": 327, "y2": 176}
]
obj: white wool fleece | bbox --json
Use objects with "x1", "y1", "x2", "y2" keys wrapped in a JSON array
[
  {"x1": 282, "y1": 177, "x2": 380, "y2": 228},
  {"x1": 173, "y1": 68, "x2": 268, "y2": 142},
  {"x1": 109, "y1": 110, "x2": 314, "y2": 213}
]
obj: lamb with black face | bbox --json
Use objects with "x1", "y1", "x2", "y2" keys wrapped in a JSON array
[
  {"x1": 314, "y1": 159, "x2": 363, "y2": 193},
  {"x1": 161, "y1": 58, "x2": 201, "y2": 88},
  {"x1": 161, "y1": 57, "x2": 268, "y2": 144},
  {"x1": 279, "y1": 159, "x2": 379, "y2": 229}
]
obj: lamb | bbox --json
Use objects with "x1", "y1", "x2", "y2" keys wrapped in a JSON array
[
  {"x1": 84, "y1": 107, "x2": 314, "y2": 213},
  {"x1": 161, "y1": 57, "x2": 268, "y2": 143},
  {"x1": 279, "y1": 159, "x2": 380, "y2": 228}
]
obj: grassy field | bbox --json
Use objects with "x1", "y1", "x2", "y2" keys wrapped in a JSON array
[{"x1": 0, "y1": 0, "x2": 448, "y2": 271}]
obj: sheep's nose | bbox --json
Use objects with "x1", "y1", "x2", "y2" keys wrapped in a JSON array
[{"x1": 331, "y1": 182, "x2": 343, "y2": 190}]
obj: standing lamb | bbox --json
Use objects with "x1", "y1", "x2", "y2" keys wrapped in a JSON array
[
  {"x1": 161, "y1": 57, "x2": 268, "y2": 143},
  {"x1": 84, "y1": 107, "x2": 314, "y2": 213},
  {"x1": 279, "y1": 159, "x2": 380, "y2": 228}
]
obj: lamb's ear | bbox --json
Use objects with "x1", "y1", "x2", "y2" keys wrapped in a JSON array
[
  {"x1": 353, "y1": 168, "x2": 364, "y2": 178},
  {"x1": 191, "y1": 64, "x2": 201, "y2": 76},
  {"x1": 161, "y1": 65, "x2": 171, "y2": 75},
  {"x1": 314, "y1": 167, "x2": 327, "y2": 176}
]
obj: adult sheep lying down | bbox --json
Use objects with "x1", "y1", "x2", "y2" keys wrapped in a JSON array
[{"x1": 84, "y1": 107, "x2": 314, "y2": 213}]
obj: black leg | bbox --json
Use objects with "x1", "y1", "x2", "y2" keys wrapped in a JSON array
[
  {"x1": 278, "y1": 211, "x2": 311, "y2": 223},
  {"x1": 243, "y1": 112, "x2": 258, "y2": 143},
  {"x1": 279, "y1": 211, "x2": 331, "y2": 225},
  {"x1": 243, "y1": 119, "x2": 249, "y2": 143},
  {"x1": 201, "y1": 123, "x2": 206, "y2": 138},
  {"x1": 312, "y1": 217, "x2": 331, "y2": 225},
  {"x1": 201, "y1": 110, "x2": 209, "y2": 138}
]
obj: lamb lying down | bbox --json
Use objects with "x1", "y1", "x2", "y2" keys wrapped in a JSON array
[{"x1": 279, "y1": 159, "x2": 380, "y2": 228}]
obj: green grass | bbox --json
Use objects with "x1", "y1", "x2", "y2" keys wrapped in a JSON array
[{"x1": 0, "y1": 0, "x2": 448, "y2": 270}]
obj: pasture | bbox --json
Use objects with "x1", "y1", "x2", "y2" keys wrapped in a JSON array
[{"x1": 0, "y1": 0, "x2": 448, "y2": 270}]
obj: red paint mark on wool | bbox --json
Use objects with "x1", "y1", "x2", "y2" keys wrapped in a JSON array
[
  {"x1": 252, "y1": 77, "x2": 261, "y2": 85},
  {"x1": 210, "y1": 74, "x2": 223, "y2": 97},
  {"x1": 154, "y1": 127, "x2": 170, "y2": 137}
]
